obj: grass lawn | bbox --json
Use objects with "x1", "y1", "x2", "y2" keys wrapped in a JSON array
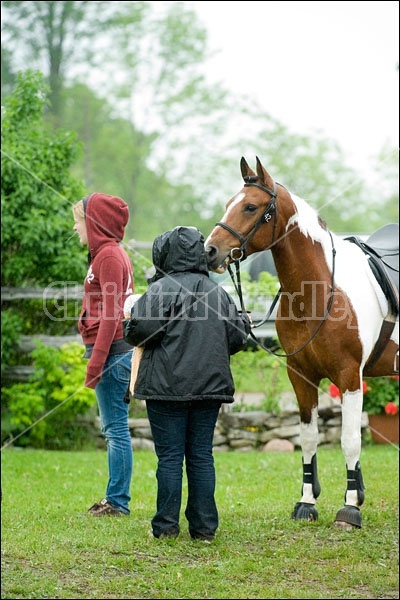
[{"x1": 1, "y1": 444, "x2": 398, "y2": 599}]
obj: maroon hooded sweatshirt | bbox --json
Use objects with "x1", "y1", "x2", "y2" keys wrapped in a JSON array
[{"x1": 78, "y1": 193, "x2": 134, "y2": 389}]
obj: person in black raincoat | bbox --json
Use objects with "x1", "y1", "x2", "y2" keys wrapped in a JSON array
[{"x1": 123, "y1": 226, "x2": 250, "y2": 541}]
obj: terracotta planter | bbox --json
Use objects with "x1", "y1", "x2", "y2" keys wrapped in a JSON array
[{"x1": 368, "y1": 413, "x2": 399, "y2": 444}]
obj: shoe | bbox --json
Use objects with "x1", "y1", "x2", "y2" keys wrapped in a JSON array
[
  {"x1": 87, "y1": 500, "x2": 102, "y2": 513},
  {"x1": 155, "y1": 529, "x2": 179, "y2": 539},
  {"x1": 190, "y1": 533, "x2": 214, "y2": 542},
  {"x1": 87, "y1": 498, "x2": 124, "y2": 517}
]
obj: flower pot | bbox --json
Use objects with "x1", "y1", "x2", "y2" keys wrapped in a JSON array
[{"x1": 368, "y1": 413, "x2": 399, "y2": 444}]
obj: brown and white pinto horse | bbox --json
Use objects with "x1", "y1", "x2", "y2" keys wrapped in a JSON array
[{"x1": 205, "y1": 156, "x2": 399, "y2": 529}]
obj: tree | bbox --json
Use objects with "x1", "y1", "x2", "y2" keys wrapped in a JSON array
[
  {"x1": 0, "y1": 44, "x2": 16, "y2": 101},
  {"x1": 3, "y1": 2, "x2": 396, "y2": 239},
  {"x1": 1, "y1": 69, "x2": 90, "y2": 380},
  {"x1": 1, "y1": 69, "x2": 87, "y2": 287},
  {"x1": 1, "y1": 1, "x2": 236, "y2": 238},
  {"x1": 1, "y1": 1, "x2": 150, "y2": 122}
]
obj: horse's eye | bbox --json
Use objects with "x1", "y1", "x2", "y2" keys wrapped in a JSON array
[{"x1": 244, "y1": 204, "x2": 257, "y2": 213}]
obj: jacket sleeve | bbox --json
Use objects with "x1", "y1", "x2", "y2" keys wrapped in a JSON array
[
  {"x1": 123, "y1": 282, "x2": 169, "y2": 348},
  {"x1": 223, "y1": 293, "x2": 251, "y2": 356}
]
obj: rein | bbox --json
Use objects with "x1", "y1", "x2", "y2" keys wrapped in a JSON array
[{"x1": 218, "y1": 179, "x2": 337, "y2": 357}]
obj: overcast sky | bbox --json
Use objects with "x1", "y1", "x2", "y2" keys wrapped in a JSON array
[{"x1": 187, "y1": 0, "x2": 399, "y2": 183}]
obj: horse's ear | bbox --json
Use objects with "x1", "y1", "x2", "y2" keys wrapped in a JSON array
[
  {"x1": 256, "y1": 156, "x2": 274, "y2": 189},
  {"x1": 240, "y1": 157, "x2": 256, "y2": 180}
]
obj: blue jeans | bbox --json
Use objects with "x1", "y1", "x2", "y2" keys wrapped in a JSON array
[
  {"x1": 95, "y1": 351, "x2": 133, "y2": 514},
  {"x1": 146, "y1": 399, "x2": 222, "y2": 539}
]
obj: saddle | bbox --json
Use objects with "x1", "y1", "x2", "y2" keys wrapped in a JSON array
[
  {"x1": 346, "y1": 224, "x2": 399, "y2": 372},
  {"x1": 346, "y1": 223, "x2": 399, "y2": 318}
]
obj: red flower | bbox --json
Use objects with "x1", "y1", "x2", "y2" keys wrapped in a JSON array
[
  {"x1": 329, "y1": 383, "x2": 340, "y2": 398},
  {"x1": 329, "y1": 381, "x2": 368, "y2": 398},
  {"x1": 384, "y1": 402, "x2": 398, "y2": 416}
]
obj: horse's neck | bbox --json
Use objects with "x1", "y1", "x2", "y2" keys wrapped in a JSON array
[{"x1": 271, "y1": 194, "x2": 332, "y2": 290}]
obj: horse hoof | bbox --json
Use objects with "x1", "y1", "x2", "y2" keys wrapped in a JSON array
[
  {"x1": 291, "y1": 502, "x2": 318, "y2": 521},
  {"x1": 334, "y1": 505, "x2": 362, "y2": 529},
  {"x1": 334, "y1": 520, "x2": 357, "y2": 531}
]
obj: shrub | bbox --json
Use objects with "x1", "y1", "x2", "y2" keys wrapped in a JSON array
[
  {"x1": 1, "y1": 341, "x2": 98, "y2": 449},
  {"x1": 363, "y1": 376, "x2": 399, "y2": 415},
  {"x1": 329, "y1": 376, "x2": 399, "y2": 415},
  {"x1": 230, "y1": 350, "x2": 292, "y2": 413}
]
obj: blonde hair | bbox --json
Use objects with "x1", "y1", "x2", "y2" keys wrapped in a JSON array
[{"x1": 72, "y1": 200, "x2": 85, "y2": 220}]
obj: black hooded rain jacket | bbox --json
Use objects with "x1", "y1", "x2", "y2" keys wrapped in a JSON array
[{"x1": 123, "y1": 226, "x2": 250, "y2": 403}]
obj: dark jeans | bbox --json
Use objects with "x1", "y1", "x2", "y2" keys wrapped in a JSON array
[{"x1": 146, "y1": 399, "x2": 222, "y2": 539}]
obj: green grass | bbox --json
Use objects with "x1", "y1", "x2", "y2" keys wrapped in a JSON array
[{"x1": 1, "y1": 445, "x2": 398, "y2": 599}]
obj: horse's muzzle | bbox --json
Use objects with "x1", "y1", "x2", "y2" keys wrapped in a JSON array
[{"x1": 205, "y1": 245, "x2": 228, "y2": 273}]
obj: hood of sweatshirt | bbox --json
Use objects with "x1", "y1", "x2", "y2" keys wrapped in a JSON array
[
  {"x1": 151, "y1": 226, "x2": 209, "y2": 281},
  {"x1": 84, "y1": 193, "x2": 129, "y2": 258}
]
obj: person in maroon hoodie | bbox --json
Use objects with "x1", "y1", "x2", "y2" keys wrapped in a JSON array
[{"x1": 72, "y1": 193, "x2": 134, "y2": 516}]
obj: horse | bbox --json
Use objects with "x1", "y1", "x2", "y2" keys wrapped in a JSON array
[{"x1": 205, "y1": 156, "x2": 399, "y2": 530}]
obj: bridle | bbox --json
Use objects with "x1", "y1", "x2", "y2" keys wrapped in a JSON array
[
  {"x1": 215, "y1": 176, "x2": 278, "y2": 262},
  {"x1": 214, "y1": 177, "x2": 337, "y2": 357}
]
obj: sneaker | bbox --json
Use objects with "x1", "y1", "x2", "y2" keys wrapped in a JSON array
[
  {"x1": 87, "y1": 498, "x2": 124, "y2": 517},
  {"x1": 157, "y1": 530, "x2": 179, "y2": 539},
  {"x1": 190, "y1": 532, "x2": 214, "y2": 542}
]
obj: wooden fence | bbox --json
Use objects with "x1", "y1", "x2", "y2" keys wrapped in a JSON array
[
  {"x1": 2, "y1": 238, "x2": 153, "y2": 381},
  {"x1": 2, "y1": 285, "x2": 85, "y2": 382},
  {"x1": 2, "y1": 285, "x2": 369, "y2": 447}
]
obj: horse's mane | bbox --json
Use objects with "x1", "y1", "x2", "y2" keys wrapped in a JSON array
[
  {"x1": 286, "y1": 193, "x2": 329, "y2": 244},
  {"x1": 318, "y1": 216, "x2": 328, "y2": 231}
]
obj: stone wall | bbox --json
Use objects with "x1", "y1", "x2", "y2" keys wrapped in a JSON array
[{"x1": 96, "y1": 393, "x2": 369, "y2": 452}]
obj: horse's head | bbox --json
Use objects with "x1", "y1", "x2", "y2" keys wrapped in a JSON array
[{"x1": 205, "y1": 157, "x2": 279, "y2": 273}]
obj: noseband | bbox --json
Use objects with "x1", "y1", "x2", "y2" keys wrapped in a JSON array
[{"x1": 215, "y1": 177, "x2": 278, "y2": 261}]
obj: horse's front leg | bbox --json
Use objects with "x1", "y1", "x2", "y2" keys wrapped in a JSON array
[
  {"x1": 334, "y1": 386, "x2": 365, "y2": 530},
  {"x1": 289, "y1": 370, "x2": 321, "y2": 522}
]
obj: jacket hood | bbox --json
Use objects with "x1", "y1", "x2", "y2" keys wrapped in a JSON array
[
  {"x1": 85, "y1": 193, "x2": 129, "y2": 257},
  {"x1": 151, "y1": 226, "x2": 209, "y2": 279}
]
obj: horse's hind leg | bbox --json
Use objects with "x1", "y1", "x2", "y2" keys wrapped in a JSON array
[
  {"x1": 334, "y1": 387, "x2": 365, "y2": 529},
  {"x1": 289, "y1": 370, "x2": 321, "y2": 522}
]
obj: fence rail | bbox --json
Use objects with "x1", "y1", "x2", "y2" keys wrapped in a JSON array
[
  {"x1": 1, "y1": 286, "x2": 84, "y2": 301},
  {"x1": 2, "y1": 285, "x2": 86, "y2": 382}
]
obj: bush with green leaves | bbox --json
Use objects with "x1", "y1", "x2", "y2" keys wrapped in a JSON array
[
  {"x1": 223, "y1": 267, "x2": 291, "y2": 413},
  {"x1": 230, "y1": 349, "x2": 292, "y2": 413},
  {"x1": 1, "y1": 308, "x2": 24, "y2": 373},
  {"x1": 1, "y1": 70, "x2": 89, "y2": 375},
  {"x1": 1, "y1": 342, "x2": 98, "y2": 450},
  {"x1": 363, "y1": 376, "x2": 399, "y2": 415},
  {"x1": 1, "y1": 69, "x2": 88, "y2": 287}
]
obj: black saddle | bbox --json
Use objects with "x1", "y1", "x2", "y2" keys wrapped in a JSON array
[{"x1": 345, "y1": 223, "x2": 399, "y2": 317}]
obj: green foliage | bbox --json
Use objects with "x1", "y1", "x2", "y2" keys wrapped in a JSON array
[
  {"x1": 242, "y1": 270, "x2": 280, "y2": 307},
  {"x1": 2, "y1": 2, "x2": 398, "y2": 242},
  {"x1": 1, "y1": 342, "x2": 97, "y2": 449},
  {"x1": 363, "y1": 376, "x2": 399, "y2": 415},
  {"x1": 223, "y1": 269, "x2": 289, "y2": 413},
  {"x1": 1, "y1": 69, "x2": 89, "y2": 376},
  {"x1": 217, "y1": 269, "x2": 280, "y2": 307},
  {"x1": 230, "y1": 349, "x2": 291, "y2": 414},
  {"x1": 59, "y1": 82, "x2": 218, "y2": 243},
  {"x1": 1, "y1": 309, "x2": 24, "y2": 372},
  {"x1": 126, "y1": 247, "x2": 153, "y2": 290},
  {"x1": 1, "y1": 69, "x2": 87, "y2": 287},
  {"x1": 4, "y1": 297, "x2": 82, "y2": 335}
]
